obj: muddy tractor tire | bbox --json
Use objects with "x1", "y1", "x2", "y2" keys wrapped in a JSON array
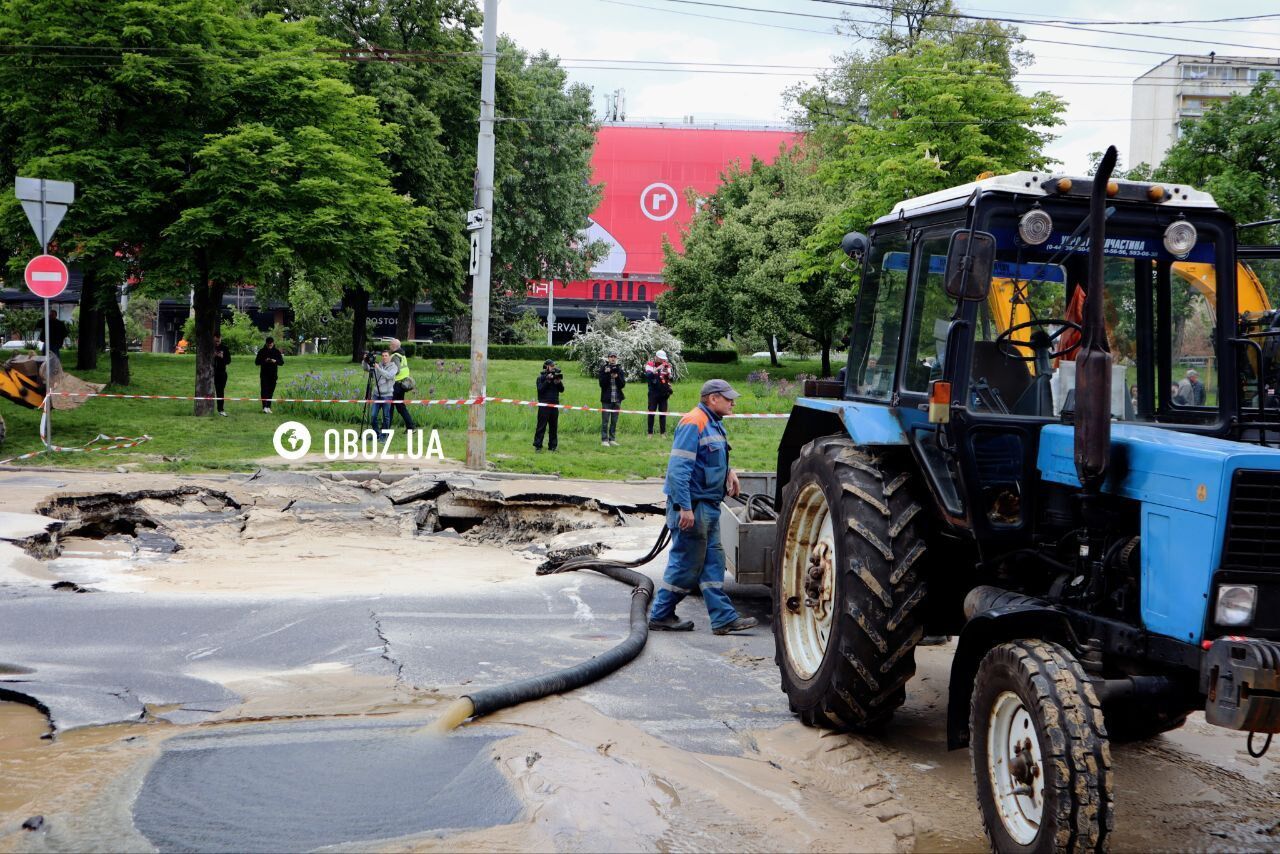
[
  {"x1": 772, "y1": 436, "x2": 929, "y2": 730},
  {"x1": 970, "y1": 640, "x2": 1114, "y2": 854}
]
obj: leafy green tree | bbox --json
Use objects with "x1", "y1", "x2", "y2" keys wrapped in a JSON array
[
  {"x1": 1158, "y1": 73, "x2": 1280, "y2": 247},
  {"x1": 256, "y1": 4, "x2": 602, "y2": 353},
  {"x1": 661, "y1": 151, "x2": 852, "y2": 375},
  {"x1": 0, "y1": 0, "x2": 417, "y2": 413},
  {"x1": 793, "y1": 38, "x2": 1063, "y2": 290}
]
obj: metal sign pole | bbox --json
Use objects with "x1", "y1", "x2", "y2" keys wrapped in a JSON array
[
  {"x1": 465, "y1": 0, "x2": 498, "y2": 470},
  {"x1": 40, "y1": 181, "x2": 51, "y2": 450}
]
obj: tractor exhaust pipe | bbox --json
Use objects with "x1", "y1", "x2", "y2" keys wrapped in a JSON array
[{"x1": 1074, "y1": 145, "x2": 1118, "y2": 493}]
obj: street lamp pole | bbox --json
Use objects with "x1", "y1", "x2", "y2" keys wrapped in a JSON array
[{"x1": 465, "y1": 0, "x2": 498, "y2": 470}]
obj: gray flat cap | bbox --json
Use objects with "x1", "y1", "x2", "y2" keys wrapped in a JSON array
[{"x1": 700, "y1": 378, "x2": 740, "y2": 400}]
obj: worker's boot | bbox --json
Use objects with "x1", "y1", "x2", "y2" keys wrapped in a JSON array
[
  {"x1": 649, "y1": 614, "x2": 694, "y2": 632},
  {"x1": 712, "y1": 616, "x2": 759, "y2": 636}
]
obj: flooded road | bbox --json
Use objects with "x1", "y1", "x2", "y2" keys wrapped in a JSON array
[{"x1": 1, "y1": 469, "x2": 1276, "y2": 852}]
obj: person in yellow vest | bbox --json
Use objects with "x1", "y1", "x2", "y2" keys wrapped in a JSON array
[{"x1": 387, "y1": 338, "x2": 416, "y2": 430}]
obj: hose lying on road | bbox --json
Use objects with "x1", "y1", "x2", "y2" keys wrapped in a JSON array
[{"x1": 431, "y1": 526, "x2": 672, "y2": 732}]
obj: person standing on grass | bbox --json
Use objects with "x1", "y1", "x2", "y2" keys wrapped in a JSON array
[
  {"x1": 213, "y1": 332, "x2": 231, "y2": 417},
  {"x1": 534, "y1": 359, "x2": 564, "y2": 452},
  {"x1": 387, "y1": 338, "x2": 416, "y2": 431},
  {"x1": 644, "y1": 349, "x2": 674, "y2": 437},
  {"x1": 254, "y1": 336, "x2": 285, "y2": 414},
  {"x1": 598, "y1": 351, "x2": 625, "y2": 446},
  {"x1": 46, "y1": 310, "x2": 68, "y2": 357},
  {"x1": 648, "y1": 379, "x2": 757, "y2": 635},
  {"x1": 367, "y1": 350, "x2": 397, "y2": 439}
]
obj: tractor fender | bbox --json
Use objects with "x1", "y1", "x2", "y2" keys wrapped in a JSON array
[{"x1": 946, "y1": 604, "x2": 1079, "y2": 749}]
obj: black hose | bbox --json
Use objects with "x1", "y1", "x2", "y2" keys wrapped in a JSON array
[{"x1": 462, "y1": 526, "x2": 670, "y2": 718}]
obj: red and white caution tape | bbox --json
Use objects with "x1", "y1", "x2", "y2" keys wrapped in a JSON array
[
  {"x1": 0, "y1": 433, "x2": 153, "y2": 466},
  {"x1": 45, "y1": 391, "x2": 790, "y2": 419}
]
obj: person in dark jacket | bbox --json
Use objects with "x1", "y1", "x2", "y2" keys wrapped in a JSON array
[
  {"x1": 534, "y1": 359, "x2": 564, "y2": 451},
  {"x1": 254, "y1": 337, "x2": 285, "y2": 414},
  {"x1": 46, "y1": 310, "x2": 68, "y2": 356},
  {"x1": 598, "y1": 351, "x2": 626, "y2": 446},
  {"x1": 644, "y1": 349, "x2": 675, "y2": 437},
  {"x1": 213, "y1": 333, "x2": 231, "y2": 416}
]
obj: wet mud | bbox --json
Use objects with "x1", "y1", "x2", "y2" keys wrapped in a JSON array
[{"x1": 2, "y1": 470, "x2": 1276, "y2": 852}]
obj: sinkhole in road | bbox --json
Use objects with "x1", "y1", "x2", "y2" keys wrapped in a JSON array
[{"x1": 132, "y1": 719, "x2": 520, "y2": 853}]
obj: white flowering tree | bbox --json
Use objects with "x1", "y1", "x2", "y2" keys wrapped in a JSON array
[{"x1": 567, "y1": 311, "x2": 685, "y2": 380}]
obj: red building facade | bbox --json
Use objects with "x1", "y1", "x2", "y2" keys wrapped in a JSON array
[{"x1": 527, "y1": 124, "x2": 798, "y2": 339}]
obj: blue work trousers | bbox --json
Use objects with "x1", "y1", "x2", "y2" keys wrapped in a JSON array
[{"x1": 649, "y1": 501, "x2": 738, "y2": 629}]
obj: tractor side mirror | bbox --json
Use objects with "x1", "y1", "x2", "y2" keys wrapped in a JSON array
[
  {"x1": 945, "y1": 229, "x2": 996, "y2": 301},
  {"x1": 841, "y1": 231, "x2": 870, "y2": 261}
]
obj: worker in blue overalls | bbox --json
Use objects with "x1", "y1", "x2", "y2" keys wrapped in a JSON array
[{"x1": 648, "y1": 379, "x2": 759, "y2": 635}]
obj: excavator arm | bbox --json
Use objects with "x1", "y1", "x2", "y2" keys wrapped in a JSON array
[{"x1": 0, "y1": 366, "x2": 46, "y2": 409}]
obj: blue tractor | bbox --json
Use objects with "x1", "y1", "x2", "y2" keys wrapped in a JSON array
[{"x1": 767, "y1": 148, "x2": 1280, "y2": 851}]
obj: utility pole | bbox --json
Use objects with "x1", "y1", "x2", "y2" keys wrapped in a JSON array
[
  {"x1": 547, "y1": 282, "x2": 555, "y2": 346},
  {"x1": 466, "y1": 0, "x2": 498, "y2": 470}
]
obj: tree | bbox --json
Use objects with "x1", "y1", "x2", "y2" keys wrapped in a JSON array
[
  {"x1": 794, "y1": 37, "x2": 1063, "y2": 289},
  {"x1": 0, "y1": 1, "x2": 417, "y2": 410},
  {"x1": 661, "y1": 151, "x2": 852, "y2": 375},
  {"x1": 1158, "y1": 73, "x2": 1280, "y2": 246},
  {"x1": 256, "y1": 5, "x2": 602, "y2": 352}
]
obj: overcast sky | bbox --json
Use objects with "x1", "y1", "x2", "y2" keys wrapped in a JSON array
[{"x1": 500, "y1": 0, "x2": 1280, "y2": 173}]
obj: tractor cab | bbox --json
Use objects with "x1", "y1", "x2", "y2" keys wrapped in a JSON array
[
  {"x1": 768, "y1": 160, "x2": 1280, "y2": 852},
  {"x1": 842, "y1": 173, "x2": 1245, "y2": 538}
]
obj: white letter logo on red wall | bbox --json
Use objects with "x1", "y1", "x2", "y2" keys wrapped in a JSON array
[{"x1": 640, "y1": 182, "x2": 678, "y2": 222}]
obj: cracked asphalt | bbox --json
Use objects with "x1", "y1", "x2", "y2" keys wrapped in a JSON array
[{"x1": 1, "y1": 469, "x2": 1276, "y2": 852}]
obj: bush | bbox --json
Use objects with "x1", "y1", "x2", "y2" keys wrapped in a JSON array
[
  {"x1": 181, "y1": 307, "x2": 263, "y2": 355},
  {"x1": 509, "y1": 309, "x2": 548, "y2": 345},
  {"x1": 567, "y1": 315, "x2": 686, "y2": 379},
  {"x1": 3, "y1": 307, "x2": 44, "y2": 345}
]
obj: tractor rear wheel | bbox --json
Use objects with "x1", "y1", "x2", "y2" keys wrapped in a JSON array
[
  {"x1": 772, "y1": 436, "x2": 929, "y2": 729},
  {"x1": 971, "y1": 640, "x2": 1114, "y2": 853}
]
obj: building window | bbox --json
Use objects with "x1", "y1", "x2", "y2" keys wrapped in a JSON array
[
  {"x1": 605, "y1": 282, "x2": 612, "y2": 300},
  {"x1": 637, "y1": 284, "x2": 647, "y2": 301},
  {"x1": 626, "y1": 281, "x2": 633, "y2": 301},
  {"x1": 592, "y1": 282, "x2": 600, "y2": 299}
]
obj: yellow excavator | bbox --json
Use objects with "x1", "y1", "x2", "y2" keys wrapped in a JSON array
[{"x1": 0, "y1": 357, "x2": 49, "y2": 447}]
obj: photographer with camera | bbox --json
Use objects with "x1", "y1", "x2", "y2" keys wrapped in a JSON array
[
  {"x1": 597, "y1": 350, "x2": 626, "y2": 447},
  {"x1": 365, "y1": 350, "x2": 397, "y2": 439},
  {"x1": 644, "y1": 348, "x2": 675, "y2": 437},
  {"x1": 533, "y1": 359, "x2": 564, "y2": 452}
]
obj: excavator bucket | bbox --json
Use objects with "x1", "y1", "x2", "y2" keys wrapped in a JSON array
[{"x1": 0, "y1": 366, "x2": 45, "y2": 409}]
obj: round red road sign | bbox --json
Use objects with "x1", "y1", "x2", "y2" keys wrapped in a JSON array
[{"x1": 24, "y1": 254, "x2": 70, "y2": 299}]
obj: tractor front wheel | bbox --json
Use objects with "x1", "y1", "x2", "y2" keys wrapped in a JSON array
[
  {"x1": 773, "y1": 436, "x2": 929, "y2": 730},
  {"x1": 971, "y1": 640, "x2": 1114, "y2": 853}
]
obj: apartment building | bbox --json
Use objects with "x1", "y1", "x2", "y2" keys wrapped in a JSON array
[{"x1": 1130, "y1": 54, "x2": 1279, "y2": 168}]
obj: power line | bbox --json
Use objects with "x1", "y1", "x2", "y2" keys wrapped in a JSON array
[
  {"x1": 641, "y1": 0, "x2": 1280, "y2": 58},
  {"x1": 806, "y1": 0, "x2": 1280, "y2": 28}
]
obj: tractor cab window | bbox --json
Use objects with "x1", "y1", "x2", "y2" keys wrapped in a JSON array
[
  {"x1": 967, "y1": 210, "x2": 1221, "y2": 426},
  {"x1": 848, "y1": 231, "x2": 910, "y2": 400},
  {"x1": 902, "y1": 234, "x2": 960, "y2": 393},
  {"x1": 1236, "y1": 252, "x2": 1280, "y2": 412}
]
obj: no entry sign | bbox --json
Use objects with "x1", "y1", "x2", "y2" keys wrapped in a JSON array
[{"x1": 24, "y1": 254, "x2": 69, "y2": 299}]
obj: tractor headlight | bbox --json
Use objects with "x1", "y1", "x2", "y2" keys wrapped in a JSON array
[
  {"x1": 1163, "y1": 220, "x2": 1197, "y2": 258},
  {"x1": 1018, "y1": 208, "x2": 1053, "y2": 245},
  {"x1": 1215, "y1": 584, "x2": 1257, "y2": 627}
]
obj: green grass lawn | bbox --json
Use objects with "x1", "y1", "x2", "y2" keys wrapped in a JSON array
[{"x1": 1, "y1": 351, "x2": 826, "y2": 478}]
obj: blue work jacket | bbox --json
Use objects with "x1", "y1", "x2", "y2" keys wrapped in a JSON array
[{"x1": 663, "y1": 402, "x2": 730, "y2": 509}]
